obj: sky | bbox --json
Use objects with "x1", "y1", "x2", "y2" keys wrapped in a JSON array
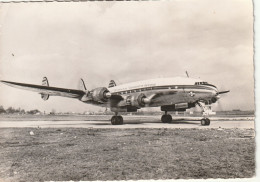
[{"x1": 0, "y1": 0, "x2": 254, "y2": 113}]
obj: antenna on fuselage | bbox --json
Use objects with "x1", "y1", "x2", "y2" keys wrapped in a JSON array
[{"x1": 185, "y1": 71, "x2": 189, "y2": 78}]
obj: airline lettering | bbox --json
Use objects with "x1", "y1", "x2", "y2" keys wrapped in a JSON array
[{"x1": 113, "y1": 83, "x2": 156, "y2": 92}]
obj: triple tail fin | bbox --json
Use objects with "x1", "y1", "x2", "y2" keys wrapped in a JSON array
[
  {"x1": 78, "y1": 78, "x2": 87, "y2": 91},
  {"x1": 108, "y1": 80, "x2": 116, "y2": 88},
  {"x1": 41, "y1": 77, "x2": 49, "y2": 101}
]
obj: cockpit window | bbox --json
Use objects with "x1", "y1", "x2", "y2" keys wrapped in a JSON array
[
  {"x1": 195, "y1": 82, "x2": 208, "y2": 85},
  {"x1": 195, "y1": 81, "x2": 216, "y2": 88}
]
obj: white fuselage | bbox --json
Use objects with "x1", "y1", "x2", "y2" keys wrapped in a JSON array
[{"x1": 107, "y1": 77, "x2": 218, "y2": 108}]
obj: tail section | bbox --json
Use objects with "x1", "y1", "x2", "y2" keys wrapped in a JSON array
[
  {"x1": 108, "y1": 80, "x2": 116, "y2": 88},
  {"x1": 78, "y1": 78, "x2": 87, "y2": 91},
  {"x1": 41, "y1": 77, "x2": 49, "y2": 101}
]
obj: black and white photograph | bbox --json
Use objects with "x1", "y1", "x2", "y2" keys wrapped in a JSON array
[{"x1": 0, "y1": 0, "x2": 256, "y2": 181}]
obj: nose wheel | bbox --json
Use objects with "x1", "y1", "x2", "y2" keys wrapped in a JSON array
[
  {"x1": 111, "y1": 115, "x2": 123, "y2": 125},
  {"x1": 201, "y1": 118, "x2": 210, "y2": 126}
]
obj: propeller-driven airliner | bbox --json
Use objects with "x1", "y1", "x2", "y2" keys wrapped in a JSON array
[{"x1": 0, "y1": 76, "x2": 229, "y2": 126}]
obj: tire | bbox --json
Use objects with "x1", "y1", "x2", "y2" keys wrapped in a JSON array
[
  {"x1": 201, "y1": 118, "x2": 206, "y2": 126},
  {"x1": 111, "y1": 116, "x2": 116, "y2": 125},
  {"x1": 111, "y1": 116, "x2": 123, "y2": 125},
  {"x1": 161, "y1": 114, "x2": 172, "y2": 123},
  {"x1": 118, "y1": 116, "x2": 124, "y2": 125},
  {"x1": 205, "y1": 118, "x2": 210, "y2": 125},
  {"x1": 115, "y1": 116, "x2": 120, "y2": 125},
  {"x1": 161, "y1": 115, "x2": 167, "y2": 123},
  {"x1": 167, "y1": 115, "x2": 172, "y2": 122}
]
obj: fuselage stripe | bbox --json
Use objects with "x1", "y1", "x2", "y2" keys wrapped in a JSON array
[{"x1": 111, "y1": 85, "x2": 216, "y2": 95}]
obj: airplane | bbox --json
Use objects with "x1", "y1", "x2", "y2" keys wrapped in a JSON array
[{"x1": 0, "y1": 76, "x2": 229, "y2": 126}]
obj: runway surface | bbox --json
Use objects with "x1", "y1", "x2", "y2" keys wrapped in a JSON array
[{"x1": 0, "y1": 115, "x2": 254, "y2": 129}]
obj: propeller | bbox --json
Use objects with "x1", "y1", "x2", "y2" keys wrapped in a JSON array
[
  {"x1": 214, "y1": 90, "x2": 230, "y2": 111},
  {"x1": 217, "y1": 90, "x2": 230, "y2": 95}
]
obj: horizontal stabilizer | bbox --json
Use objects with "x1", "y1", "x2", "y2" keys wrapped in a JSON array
[
  {"x1": 78, "y1": 78, "x2": 87, "y2": 91},
  {"x1": 41, "y1": 77, "x2": 49, "y2": 101},
  {"x1": 108, "y1": 80, "x2": 117, "y2": 88},
  {"x1": 42, "y1": 77, "x2": 49, "y2": 86}
]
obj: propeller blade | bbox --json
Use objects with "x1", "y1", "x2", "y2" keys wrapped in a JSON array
[
  {"x1": 215, "y1": 100, "x2": 223, "y2": 111},
  {"x1": 218, "y1": 90, "x2": 230, "y2": 95}
]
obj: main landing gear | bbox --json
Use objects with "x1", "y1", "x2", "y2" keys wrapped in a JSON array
[
  {"x1": 161, "y1": 111, "x2": 172, "y2": 123},
  {"x1": 111, "y1": 113, "x2": 123, "y2": 125}
]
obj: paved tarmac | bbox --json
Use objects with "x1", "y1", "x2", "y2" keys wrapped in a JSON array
[{"x1": 0, "y1": 116, "x2": 254, "y2": 129}]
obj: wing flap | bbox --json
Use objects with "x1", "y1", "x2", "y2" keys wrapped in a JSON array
[{"x1": 1, "y1": 80, "x2": 85, "y2": 98}]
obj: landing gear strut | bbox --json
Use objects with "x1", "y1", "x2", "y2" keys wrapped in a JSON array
[
  {"x1": 111, "y1": 113, "x2": 123, "y2": 125},
  {"x1": 161, "y1": 111, "x2": 172, "y2": 123},
  {"x1": 197, "y1": 102, "x2": 211, "y2": 126}
]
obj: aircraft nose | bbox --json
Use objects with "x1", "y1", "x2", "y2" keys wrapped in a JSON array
[
  {"x1": 211, "y1": 87, "x2": 219, "y2": 103},
  {"x1": 214, "y1": 86, "x2": 218, "y2": 96}
]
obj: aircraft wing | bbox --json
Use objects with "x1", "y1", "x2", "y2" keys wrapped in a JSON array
[
  {"x1": 0, "y1": 80, "x2": 86, "y2": 99},
  {"x1": 150, "y1": 90, "x2": 178, "y2": 100}
]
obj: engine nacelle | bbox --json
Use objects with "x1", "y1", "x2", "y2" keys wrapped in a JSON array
[
  {"x1": 161, "y1": 103, "x2": 196, "y2": 111},
  {"x1": 91, "y1": 87, "x2": 111, "y2": 102},
  {"x1": 126, "y1": 93, "x2": 147, "y2": 107}
]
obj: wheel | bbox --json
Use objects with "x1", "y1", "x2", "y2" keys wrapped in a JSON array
[
  {"x1": 161, "y1": 115, "x2": 168, "y2": 123},
  {"x1": 118, "y1": 116, "x2": 124, "y2": 125},
  {"x1": 111, "y1": 116, "x2": 117, "y2": 125},
  {"x1": 201, "y1": 118, "x2": 207, "y2": 126},
  {"x1": 161, "y1": 114, "x2": 172, "y2": 123},
  {"x1": 167, "y1": 114, "x2": 172, "y2": 122},
  {"x1": 111, "y1": 116, "x2": 123, "y2": 125},
  {"x1": 205, "y1": 118, "x2": 210, "y2": 125}
]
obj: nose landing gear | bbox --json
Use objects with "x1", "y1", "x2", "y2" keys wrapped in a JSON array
[{"x1": 197, "y1": 102, "x2": 211, "y2": 126}]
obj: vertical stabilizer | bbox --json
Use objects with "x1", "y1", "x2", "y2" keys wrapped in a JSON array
[
  {"x1": 108, "y1": 80, "x2": 117, "y2": 88},
  {"x1": 78, "y1": 78, "x2": 87, "y2": 91},
  {"x1": 41, "y1": 77, "x2": 49, "y2": 101},
  {"x1": 42, "y1": 77, "x2": 49, "y2": 86}
]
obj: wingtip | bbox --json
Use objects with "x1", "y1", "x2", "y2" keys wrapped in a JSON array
[{"x1": 0, "y1": 80, "x2": 10, "y2": 84}]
